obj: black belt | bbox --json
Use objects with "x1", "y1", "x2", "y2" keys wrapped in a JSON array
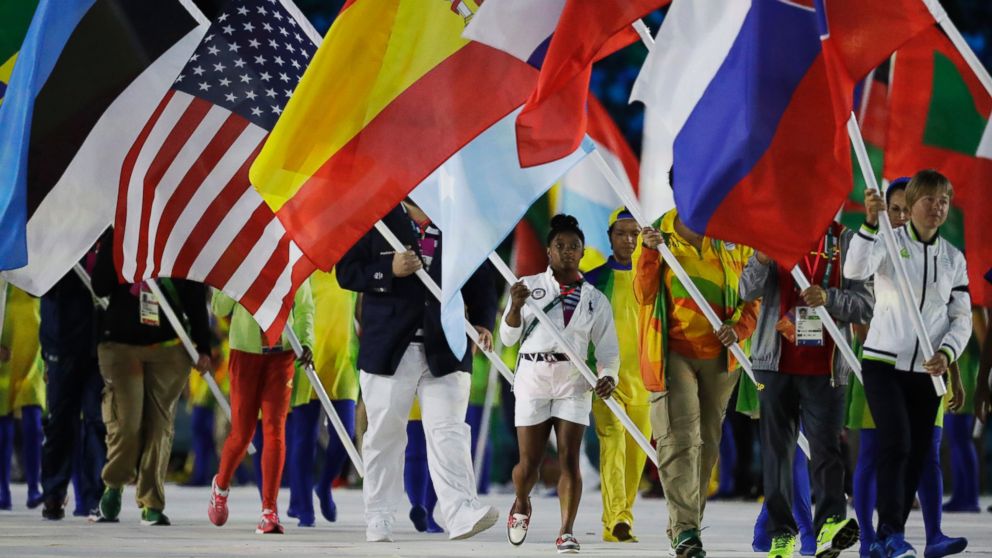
[{"x1": 520, "y1": 352, "x2": 569, "y2": 363}]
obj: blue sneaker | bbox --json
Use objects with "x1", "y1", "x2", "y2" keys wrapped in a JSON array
[
  {"x1": 409, "y1": 505, "x2": 428, "y2": 532},
  {"x1": 885, "y1": 534, "x2": 917, "y2": 558},
  {"x1": 923, "y1": 535, "x2": 967, "y2": 558},
  {"x1": 316, "y1": 487, "x2": 336, "y2": 523},
  {"x1": 868, "y1": 541, "x2": 887, "y2": 558}
]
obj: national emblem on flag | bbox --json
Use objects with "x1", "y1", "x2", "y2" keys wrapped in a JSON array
[{"x1": 115, "y1": 0, "x2": 319, "y2": 342}]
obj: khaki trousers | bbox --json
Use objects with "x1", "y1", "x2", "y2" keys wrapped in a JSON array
[
  {"x1": 98, "y1": 342, "x2": 190, "y2": 511},
  {"x1": 650, "y1": 352, "x2": 739, "y2": 540}
]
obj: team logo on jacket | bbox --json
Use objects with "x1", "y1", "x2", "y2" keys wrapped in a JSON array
[{"x1": 531, "y1": 288, "x2": 546, "y2": 300}]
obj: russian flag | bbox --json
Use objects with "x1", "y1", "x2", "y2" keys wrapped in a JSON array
[{"x1": 633, "y1": 0, "x2": 932, "y2": 267}]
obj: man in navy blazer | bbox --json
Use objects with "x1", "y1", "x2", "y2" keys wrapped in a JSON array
[{"x1": 337, "y1": 201, "x2": 499, "y2": 543}]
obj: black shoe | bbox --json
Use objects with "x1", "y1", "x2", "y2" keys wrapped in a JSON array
[{"x1": 41, "y1": 498, "x2": 65, "y2": 521}]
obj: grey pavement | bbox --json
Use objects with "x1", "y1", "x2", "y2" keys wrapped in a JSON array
[{"x1": 0, "y1": 483, "x2": 989, "y2": 557}]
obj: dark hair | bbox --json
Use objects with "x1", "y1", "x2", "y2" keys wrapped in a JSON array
[
  {"x1": 885, "y1": 177, "x2": 910, "y2": 204},
  {"x1": 547, "y1": 214, "x2": 585, "y2": 245}
]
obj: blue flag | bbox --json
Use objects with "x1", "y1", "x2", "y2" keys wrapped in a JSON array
[
  {"x1": 411, "y1": 107, "x2": 592, "y2": 357},
  {"x1": 0, "y1": 0, "x2": 96, "y2": 270}
]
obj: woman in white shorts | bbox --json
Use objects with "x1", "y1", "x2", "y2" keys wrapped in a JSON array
[{"x1": 500, "y1": 214, "x2": 619, "y2": 554}]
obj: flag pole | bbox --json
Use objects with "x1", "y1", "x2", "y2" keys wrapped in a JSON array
[
  {"x1": 631, "y1": 19, "x2": 655, "y2": 49},
  {"x1": 144, "y1": 280, "x2": 258, "y2": 454},
  {"x1": 72, "y1": 263, "x2": 108, "y2": 309},
  {"x1": 372, "y1": 221, "x2": 516, "y2": 387},
  {"x1": 790, "y1": 267, "x2": 863, "y2": 381},
  {"x1": 847, "y1": 113, "x2": 946, "y2": 396},
  {"x1": 588, "y1": 151, "x2": 812, "y2": 458},
  {"x1": 283, "y1": 327, "x2": 365, "y2": 477},
  {"x1": 486, "y1": 251, "x2": 661, "y2": 467},
  {"x1": 924, "y1": 1, "x2": 992, "y2": 98}
]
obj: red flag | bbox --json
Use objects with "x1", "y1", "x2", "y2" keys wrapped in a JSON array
[
  {"x1": 516, "y1": 0, "x2": 668, "y2": 168},
  {"x1": 884, "y1": 26, "x2": 992, "y2": 306}
]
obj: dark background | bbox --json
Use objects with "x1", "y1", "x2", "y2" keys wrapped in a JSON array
[{"x1": 293, "y1": 0, "x2": 992, "y2": 156}]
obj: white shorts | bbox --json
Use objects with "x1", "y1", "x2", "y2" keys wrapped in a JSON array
[{"x1": 514, "y1": 394, "x2": 591, "y2": 427}]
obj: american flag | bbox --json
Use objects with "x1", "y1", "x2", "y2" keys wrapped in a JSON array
[{"x1": 114, "y1": 0, "x2": 318, "y2": 341}]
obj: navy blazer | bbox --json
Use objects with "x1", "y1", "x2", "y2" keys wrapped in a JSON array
[{"x1": 336, "y1": 206, "x2": 499, "y2": 377}]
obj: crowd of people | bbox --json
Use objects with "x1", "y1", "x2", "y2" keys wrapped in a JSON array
[{"x1": 0, "y1": 169, "x2": 989, "y2": 558}]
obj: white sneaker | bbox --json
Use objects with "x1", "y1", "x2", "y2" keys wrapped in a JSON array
[
  {"x1": 507, "y1": 510, "x2": 530, "y2": 546},
  {"x1": 366, "y1": 516, "x2": 394, "y2": 542},
  {"x1": 450, "y1": 505, "x2": 498, "y2": 540}
]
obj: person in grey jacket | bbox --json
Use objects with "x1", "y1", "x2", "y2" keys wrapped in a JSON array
[{"x1": 739, "y1": 221, "x2": 873, "y2": 557}]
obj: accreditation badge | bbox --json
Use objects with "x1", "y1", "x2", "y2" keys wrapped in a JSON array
[
  {"x1": 139, "y1": 284, "x2": 161, "y2": 327},
  {"x1": 794, "y1": 306, "x2": 823, "y2": 347}
]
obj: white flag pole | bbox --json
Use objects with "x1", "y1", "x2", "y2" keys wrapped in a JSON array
[
  {"x1": 588, "y1": 151, "x2": 812, "y2": 458},
  {"x1": 924, "y1": 1, "x2": 992, "y2": 98},
  {"x1": 144, "y1": 280, "x2": 258, "y2": 454},
  {"x1": 283, "y1": 327, "x2": 365, "y2": 477},
  {"x1": 72, "y1": 263, "x2": 108, "y2": 309},
  {"x1": 790, "y1": 267, "x2": 863, "y2": 381},
  {"x1": 631, "y1": 19, "x2": 655, "y2": 49},
  {"x1": 847, "y1": 114, "x2": 946, "y2": 396},
  {"x1": 372, "y1": 221, "x2": 516, "y2": 387},
  {"x1": 486, "y1": 251, "x2": 661, "y2": 467}
]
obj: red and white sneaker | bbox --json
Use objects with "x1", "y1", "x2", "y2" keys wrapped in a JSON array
[
  {"x1": 556, "y1": 533, "x2": 580, "y2": 554},
  {"x1": 207, "y1": 476, "x2": 229, "y2": 527},
  {"x1": 507, "y1": 508, "x2": 530, "y2": 546},
  {"x1": 256, "y1": 509, "x2": 284, "y2": 535}
]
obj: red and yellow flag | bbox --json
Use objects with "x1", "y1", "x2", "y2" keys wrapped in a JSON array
[{"x1": 250, "y1": 0, "x2": 537, "y2": 269}]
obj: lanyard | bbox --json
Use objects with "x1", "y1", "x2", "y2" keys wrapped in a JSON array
[{"x1": 800, "y1": 232, "x2": 836, "y2": 290}]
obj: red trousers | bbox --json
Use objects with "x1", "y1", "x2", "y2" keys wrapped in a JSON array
[{"x1": 216, "y1": 349, "x2": 294, "y2": 511}]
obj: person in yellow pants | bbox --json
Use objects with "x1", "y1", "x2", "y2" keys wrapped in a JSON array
[
  {"x1": 0, "y1": 284, "x2": 46, "y2": 509},
  {"x1": 286, "y1": 270, "x2": 359, "y2": 526},
  {"x1": 584, "y1": 208, "x2": 651, "y2": 542}
]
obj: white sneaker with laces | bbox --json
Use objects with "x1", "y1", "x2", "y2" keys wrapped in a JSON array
[
  {"x1": 507, "y1": 511, "x2": 530, "y2": 546},
  {"x1": 366, "y1": 516, "x2": 394, "y2": 542}
]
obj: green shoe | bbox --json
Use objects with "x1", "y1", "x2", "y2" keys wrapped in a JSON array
[
  {"x1": 815, "y1": 517, "x2": 859, "y2": 558},
  {"x1": 673, "y1": 529, "x2": 706, "y2": 558},
  {"x1": 140, "y1": 508, "x2": 171, "y2": 526},
  {"x1": 769, "y1": 534, "x2": 797, "y2": 557},
  {"x1": 98, "y1": 487, "x2": 122, "y2": 523}
]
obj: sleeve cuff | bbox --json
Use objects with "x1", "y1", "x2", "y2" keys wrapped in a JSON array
[
  {"x1": 858, "y1": 222, "x2": 879, "y2": 240},
  {"x1": 938, "y1": 346, "x2": 957, "y2": 364}
]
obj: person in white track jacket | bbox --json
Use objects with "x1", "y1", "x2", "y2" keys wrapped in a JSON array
[
  {"x1": 844, "y1": 169, "x2": 972, "y2": 558},
  {"x1": 499, "y1": 214, "x2": 619, "y2": 554}
]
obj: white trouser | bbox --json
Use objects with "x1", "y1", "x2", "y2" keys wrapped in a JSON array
[{"x1": 360, "y1": 343, "x2": 488, "y2": 537}]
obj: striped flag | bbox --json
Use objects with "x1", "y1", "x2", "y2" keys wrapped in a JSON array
[
  {"x1": 114, "y1": 0, "x2": 318, "y2": 342},
  {"x1": 1, "y1": 0, "x2": 207, "y2": 289}
]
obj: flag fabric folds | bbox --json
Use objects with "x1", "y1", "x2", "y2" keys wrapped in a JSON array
[
  {"x1": 250, "y1": 0, "x2": 537, "y2": 271},
  {"x1": 409, "y1": 109, "x2": 592, "y2": 357},
  {"x1": 0, "y1": 0, "x2": 206, "y2": 289},
  {"x1": 114, "y1": 0, "x2": 319, "y2": 342},
  {"x1": 558, "y1": 96, "x2": 640, "y2": 270},
  {"x1": 466, "y1": 0, "x2": 666, "y2": 168},
  {"x1": 632, "y1": 0, "x2": 931, "y2": 268},
  {"x1": 884, "y1": 26, "x2": 992, "y2": 306}
]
